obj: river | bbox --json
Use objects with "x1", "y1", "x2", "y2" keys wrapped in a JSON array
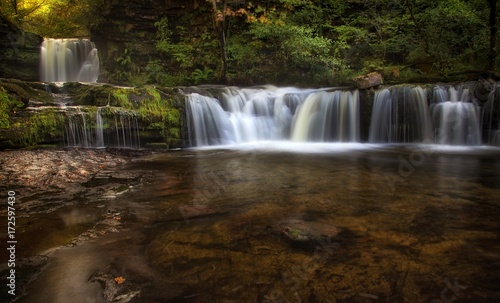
[{"x1": 4, "y1": 143, "x2": 499, "y2": 302}]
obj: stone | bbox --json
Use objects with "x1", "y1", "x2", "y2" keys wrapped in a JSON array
[
  {"x1": 279, "y1": 219, "x2": 340, "y2": 244},
  {"x1": 352, "y1": 72, "x2": 383, "y2": 89},
  {"x1": 89, "y1": 271, "x2": 141, "y2": 303},
  {"x1": 179, "y1": 205, "x2": 219, "y2": 220},
  {"x1": 90, "y1": 0, "x2": 207, "y2": 82},
  {"x1": 0, "y1": 15, "x2": 43, "y2": 81}
]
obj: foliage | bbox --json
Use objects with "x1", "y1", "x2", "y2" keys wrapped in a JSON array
[
  {"x1": 190, "y1": 67, "x2": 215, "y2": 85},
  {"x1": 0, "y1": 0, "x2": 104, "y2": 37},
  {"x1": 152, "y1": 17, "x2": 219, "y2": 85},
  {"x1": 2, "y1": 0, "x2": 498, "y2": 85}
]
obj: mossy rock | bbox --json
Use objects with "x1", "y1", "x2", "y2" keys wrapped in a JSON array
[{"x1": 0, "y1": 78, "x2": 55, "y2": 106}]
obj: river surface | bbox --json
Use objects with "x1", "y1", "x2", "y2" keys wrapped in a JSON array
[{"x1": 3, "y1": 143, "x2": 500, "y2": 302}]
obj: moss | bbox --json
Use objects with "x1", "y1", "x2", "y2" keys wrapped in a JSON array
[
  {"x1": 0, "y1": 88, "x2": 25, "y2": 128},
  {"x1": 0, "y1": 79, "x2": 55, "y2": 105},
  {"x1": 16, "y1": 110, "x2": 65, "y2": 147},
  {"x1": 111, "y1": 89, "x2": 133, "y2": 108}
]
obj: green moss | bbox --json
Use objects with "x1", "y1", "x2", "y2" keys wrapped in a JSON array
[
  {"x1": 17, "y1": 110, "x2": 65, "y2": 147},
  {"x1": 0, "y1": 88, "x2": 25, "y2": 128},
  {"x1": 111, "y1": 89, "x2": 133, "y2": 108}
]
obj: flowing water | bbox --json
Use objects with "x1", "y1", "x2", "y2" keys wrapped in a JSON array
[
  {"x1": 6, "y1": 74, "x2": 500, "y2": 301},
  {"x1": 40, "y1": 38, "x2": 100, "y2": 83},
  {"x1": 9, "y1": 143, "x2": 500, "y2": 303},
  {"x1": 186, "y1": 87, "x2": 359, "y2": 146}
]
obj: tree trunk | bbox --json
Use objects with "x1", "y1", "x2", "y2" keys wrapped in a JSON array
[
  {"x1": 218, "y1": 0, "x2": 228, "y2": 83},
  {"x1": 209, "y1": 0, "x2": 228, "y2": 84},
  {"x1": 488, "y1": 0, "x2": 497, "y2": 71}
]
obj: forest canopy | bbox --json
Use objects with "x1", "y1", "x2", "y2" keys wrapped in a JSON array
[
  {"x1": 1, "y1": 0, "x2": 498, "y2": 86},
  {"x1": 0, "y1": 0, "x2": 103, "y2": 37}
]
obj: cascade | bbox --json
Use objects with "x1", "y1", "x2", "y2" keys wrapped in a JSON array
[
  {"x1": 291, "y1": 90, "x2": 359, "y2": 142},
  {"x1": 40, "y1": 38, "x2": 100, "y2": 82},
  {"x1": 64, "y1": 107, "x2": 140, "y2": 148},
  {"x1": 482, "y1": 86, "x2": 500, "y2": 146},
  {"x1": 369, "y1": 86, "x2": 432, "y2": 143},
  {"x1": 430, "y1": 86, "x2": 481, "y2": 145},
  {"x1": 185, "y1": 87, "x2": 360, "y2": 147}
]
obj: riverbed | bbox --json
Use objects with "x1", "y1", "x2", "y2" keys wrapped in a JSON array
[{"x1": 1, "y1": 144, "x2": 500, "y2": 302}]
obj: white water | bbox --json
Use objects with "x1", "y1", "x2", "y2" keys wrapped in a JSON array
[
  {"x1": 40, "y1": 38, "x2": 100, "y2": 82},
  {"x1": 369, "y1": 85, "x2": 483, "y2": 145},
  {"x1": 482, "y1": 86, "x2": 500, "y2": 146},
  {"x1": 186, "y1": 87, "x2": 360, "y2": 147},
  {"x1": 430, "y1": 86, "x2": 482, "y2": 145},
  {"x1": 369, "y1": 86, "x2": 432, "y2": 143},
  {"x1": 64, "y1": 107, "x2": 140, "y2": 148},
  {"x1": 430, "y1": 101, "x2": 481, "y2": 145},
  {"x1": 186, "y1": 85, "x2": 493, "y2": 147}
]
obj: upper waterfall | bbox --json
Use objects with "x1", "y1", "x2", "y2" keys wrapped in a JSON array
[{"x1": 40, "y1": 38, "x2": 100, "y2": 82}]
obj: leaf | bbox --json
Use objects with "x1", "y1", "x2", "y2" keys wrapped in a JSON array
[{"x1": 114, "y1": 276, "x2": 126, "y2": 284}]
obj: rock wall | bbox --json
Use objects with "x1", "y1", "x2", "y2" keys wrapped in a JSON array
[
  {"x1": 0, "y1": 15, "x2": 43, "y2": 81},
  {"x1": 0, "y1": 80, "x2": 187, "y2": 149},
  {"x1": 90, "y1": 0, "x2": 208, "y2": 83}
]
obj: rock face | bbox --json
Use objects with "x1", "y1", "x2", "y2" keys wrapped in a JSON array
[
  {"x1": 90, "y1": 0, "x2": 208, "y2": 83},
  {"x1": 0, "y1": 15, "x2": 43, "y2": 81},
  {"x1": 0, "y1": 80, "x2": 186, "y2": 149}
]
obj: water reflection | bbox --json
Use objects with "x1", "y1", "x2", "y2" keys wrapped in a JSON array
[{"x1": 19, "y1": 144, "x2": 500, "y2": 302}]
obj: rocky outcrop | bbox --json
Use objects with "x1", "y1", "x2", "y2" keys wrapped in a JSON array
[
  {"x1": 0, "y1": 16, "x2": 42, "y2": 81},
  {"x1": 0, "y1": 80, "x2": 186, "y2": 149},
  {"x1": 352, "y1": 72, "x2": 383, "y2": 89},
  {"x1": 90, "y1": 0, "x2": 209, "y2": 83}
]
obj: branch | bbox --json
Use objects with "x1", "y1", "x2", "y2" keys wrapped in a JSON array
[{"x1": 23, "y1": 0, "x2": 48, "y2": 17}]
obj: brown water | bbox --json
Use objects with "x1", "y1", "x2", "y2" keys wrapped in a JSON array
[{"x1": 9, "y1": 144, "x2": 500, "y2": 302}]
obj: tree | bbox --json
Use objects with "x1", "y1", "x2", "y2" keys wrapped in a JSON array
[
  {"x1": 487, "y1": 0, "x2": 498, "y2": 71},
  {"x1": 207, "y1": 0, "x2": 229, "y2": 83}
]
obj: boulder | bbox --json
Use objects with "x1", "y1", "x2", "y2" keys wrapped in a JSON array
[{"x1": 352, "y1": 72, "x2": 383, "y2": 89}]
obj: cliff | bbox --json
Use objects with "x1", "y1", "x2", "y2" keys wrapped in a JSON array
[
  {"x1": 0, "y1": 15, "x2": 43, "y2": 81},
  {"x1": 90, "y1": 0, "x2": 208, "y2": 84}
]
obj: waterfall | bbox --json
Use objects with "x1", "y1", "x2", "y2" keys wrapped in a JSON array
[
  {"x1": 482, "y1": 86, "x2": 500, "y2": 146},
  {"x1": 291, "y1": 90, "x2": 359, "y2": 142},
  {"x1": 95, "y1": 108, "x2": 104, "y2": 148},
  {"x1": 430, "y1": 86, "x2": 481, "y2": 145},
  {"x1": 64, "y1": 107, "x2": 140, "y2": 148},
  {"x1": 369, "y1": 86, "x2": 432, "y2": 143},
  {"x1": 185, "y1": 87, "x2": 360, "y2": 147},
  {"x1": 40, "y1": 38, "x2": 100, "y2": 82}
]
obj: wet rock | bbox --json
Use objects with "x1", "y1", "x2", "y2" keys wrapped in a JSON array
[
  {"x1": 0, "y1": 255, "x2": 49, "y2": 300},
  {"x1": 279, "y1": 219, "x2": 340, "y2": 244},
  {"x1": 178, "y1": 204, "x2": 220, "y2": 220},
  {"x1": 352, "y1": 72, "x2": 383, "y2": 89},
  {"x1": 89, "y1": 271, "x2": 141, "y2": 303}
]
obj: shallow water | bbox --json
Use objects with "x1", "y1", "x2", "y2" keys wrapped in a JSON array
[{"x1": 11, "y1": 144, "x2": 500, "y2": 302}]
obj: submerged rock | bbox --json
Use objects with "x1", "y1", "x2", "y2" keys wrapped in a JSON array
[
  {"x1": 178, "y1": 204, "x2": 220, "y2": 220},
  {"x1": 279, "y1": 219, "x2": 340, "y2": 244}
]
